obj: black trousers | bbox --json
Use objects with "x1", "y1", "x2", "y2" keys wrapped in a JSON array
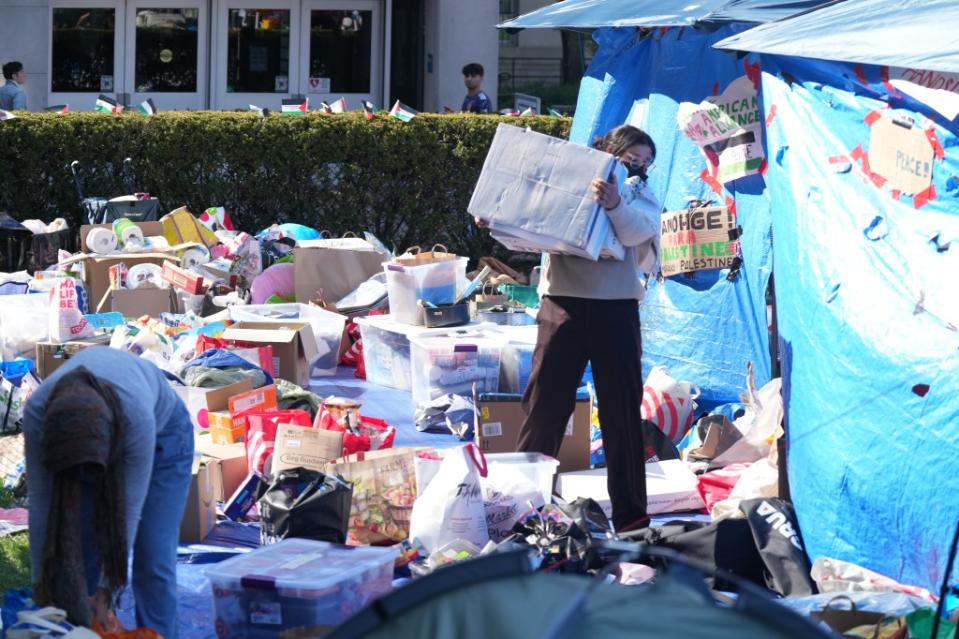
[{"x1": 518, "y1": 295, "x2": 649, "y2": 531}]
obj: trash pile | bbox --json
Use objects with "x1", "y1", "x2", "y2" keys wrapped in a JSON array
[{"x1": 0, "y1": 203, "x2": 954, "y2": 639}]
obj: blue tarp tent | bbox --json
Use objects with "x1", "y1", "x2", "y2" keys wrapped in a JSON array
[
  {"x1": 715, "y1": 5, "x2": 959, "y2": 590},
  {"x1": 498, "y1": 0, "x2": 834, "y2": 30}
]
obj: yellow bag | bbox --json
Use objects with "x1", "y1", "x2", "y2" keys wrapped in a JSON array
[{"x1": 160, "y1": 207, "x2": 219, "y2": 249}]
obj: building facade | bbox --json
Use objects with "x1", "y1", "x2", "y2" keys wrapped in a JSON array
[{"x1": 0, "y1": 0, "x2": 499, "y2": 112}]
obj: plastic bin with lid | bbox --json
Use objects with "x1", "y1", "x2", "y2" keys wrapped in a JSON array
[
  {"x1": 408, "y1": 333, "x2": 502, "y2": 405},
  {"x1": 384, "y1": 257, "x2": 468, "y2": 326},
  {"x1": 355, "y1": 314, "x2": 492, "y2": 391},
  {"x1": 228, "y1": 303, "x2": 346, "y2": 376},
  {"x1": 205, "y1": 538, "x2": 398, "y2": 637},
  {"x1": 491, "y1": 325, "x2": 538, "y2": 394}
]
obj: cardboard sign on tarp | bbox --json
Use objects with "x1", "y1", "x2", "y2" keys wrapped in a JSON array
[
  {"x1": 758, "y1": 54, "x2": 959, "y2": 590},
  {"x1": 659, "y1": 206, "x2": 739, "y2": 277},
  {"x1": 568, "y1": 25, "x2": 772, "y2": 407}
]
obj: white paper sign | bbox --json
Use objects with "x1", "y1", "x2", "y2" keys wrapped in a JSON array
[
  {"x1": 677, "y1": 75, "x2": 765, "y2": 183},
  {"x1": 308, "y1": 77, "x2": 331, "y2": 94}
]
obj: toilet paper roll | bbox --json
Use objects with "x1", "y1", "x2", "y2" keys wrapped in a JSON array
[
  {"x1": 180, "y1": 246, "x2": 211, "y2": 270},
  {"x1": 126, "y1": 263, "x2": 166, "y2": 289},
  {"x1": 113, "y1": 218, "x2": 145, "y2": 247},
  {"x1": 87, "y1": 228, "x2": 119, "y2": 254}
]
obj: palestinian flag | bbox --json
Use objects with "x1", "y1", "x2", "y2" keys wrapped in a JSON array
[
  {"x1": 95, "y1": 94, "x2": 122, "y2": 113},
  {"x1": 249, "y1": 104, "x2": 269, "y2": 117},
  {"x1": 389, "y1": 100, "x2": 417, "y2": 122},
  {"x1": 329, "y1": 97, "x2": 347, "y2": 113},
  {"x1": 45, "y1": 104, "x2": 69, "y2": 114},
  {"x1": 519, "y1": 107, "x2": 536, "y2": 116},
  {"x1": 0, "y1": 110, "x2": 15, "y2": 121},
  {"x1": 281, "y1": 97, "x2": 308, "y2": 115},
  {"x1": 319, "y1": 101, "x2": 333, "y2": 114},
  {"x1": 362, "y1": 100, "x2": 376, "y2": 121},
  {"x1": 136, "y1": 99, "x2": 157, "y2": 116},
  {"x1": 548, "y1": 107, "x2": 563, "y2": 117}
]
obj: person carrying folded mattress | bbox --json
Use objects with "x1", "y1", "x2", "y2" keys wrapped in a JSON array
[
  {"x1": 478, "y1": 124, "x2": 662, "y2": 533},
  {"x1": 22, "y1": 347, "x2": 193, "y2": 637}
]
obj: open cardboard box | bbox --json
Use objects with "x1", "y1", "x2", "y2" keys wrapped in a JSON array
[
  {"x1": 179, "y1": 457, "x2": 216, "y2": 543},
  {"x1": 220, "y1": 321, "x2": 320, "y2": 386},
  {"x1": 96, "y1": 285, "x2": 182, "y2": 318},
  {"x1": 174, "y1": 378, "x2": 254, "y2": 434},
  {"x1": 474, "y1": 391, "x2": 591, "y2": 473},
  {"x1": 194, "y1": 441, "x2": 248, "y2": 502},
  {"x1": 35, "y1": 334, "x2": 111, "y2": 379}
]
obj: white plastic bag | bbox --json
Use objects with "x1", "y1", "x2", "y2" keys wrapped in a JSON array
[
  {"x1": 409, "y1": 444, "x2": 489, "y2": 554},
  {"x1": 641, "y1": 365, "x2": 700, "y2": 445},
  {"x1": 0, "y1": 294, "x2": 50, "y2": 359},
  {"x1": 710, "y1": 369, "x2": 783, "y2": 469},
  {"x1": 48, "y1": 278, "x2": 94, "y2": 343},
  {"x1": 482, "y1": 463, "x2": 544, "y2": 543}
]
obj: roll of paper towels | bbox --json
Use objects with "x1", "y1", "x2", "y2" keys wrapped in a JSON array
[
  {"x1": 113, "y1": 218, "x2": 144, "y2": 247},
  {"x1": 126, "y1": 263, "x2": 166, "y2": 289},
  {"x1": 87, "y1": 228, "x2": 118, "y2": 254},
  {"x1": 180, "y1": 246, "x2": 211, "y2": 270}
]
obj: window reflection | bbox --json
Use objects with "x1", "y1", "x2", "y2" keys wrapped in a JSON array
[
  {"x1": 135, "y1": 8, "x2": 199, "y2": 92},
  {"x1": 227, "y1": 9, "x2": 290, "y2": 93},
  {"x1": 51, "y1": 8, "x2": 116, "y2": 92},
  {"x1": 309, "y1": 10, "x2": 371, "y2": 94}
]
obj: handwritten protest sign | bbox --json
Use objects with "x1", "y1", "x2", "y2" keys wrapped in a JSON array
[
  {"x1": 868, "y1": 114, "x2": 934, "y2": 195},
  {"x1": 677, "y1": 75, "x2": 765, "y2": 183},
  {"x1": 660, "y1": 206, "x2": 739, "y2": 277}
]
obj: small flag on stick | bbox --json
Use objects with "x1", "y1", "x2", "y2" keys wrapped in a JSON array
[
  {"x1": 95, "y1": 94, "x2": 123, "y2": 113},
  {"x1": 136, "y1": 99, "x2": 157, "y2": 116},
  {"x1": 362, "y1": 100, "x2": 376, "y2": 121},
  {"x1": 389, "y1": 100, "x2": 417, "y2": 122},
  {"x1": 0, "y1": 110, "x2": 15, "y2": 121},
  {"x1": 281, "y1": 97, "x2": 309, "y2": 115},
  {"x1": 249, "y1": 104, "x2": 269, "y2": 117},
  {"x1": 548, "y1": 108, "x2": 563, "y2": 117},
  {"x1": 329, "y1": 97, "x2": 347, "y2": 113},
  {"x1": 45, "y1": 105, "x2": 69, "y2": 114}
]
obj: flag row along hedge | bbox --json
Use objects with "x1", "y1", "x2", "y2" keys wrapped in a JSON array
[{"x1": 0, "y1": 112, "x2": 571, "y2": 263}]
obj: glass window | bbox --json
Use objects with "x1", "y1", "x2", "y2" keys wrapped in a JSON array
[
  {"x1": 51, "y1": 8, "x2": 116, "y2": 92},
  {"x1": 308, "y1": 10, "x2": 371, "y2": 94},
  {"x1": 227, "y1": 8, "x2": 291, "y2": 93},
  {"x1": 135, "y1": 8, "x2": 199, "y2": 92}
]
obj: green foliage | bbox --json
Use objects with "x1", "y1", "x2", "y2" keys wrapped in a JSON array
[
  {"x1": 0, "y1": 112, "x2": 571, "y2": 262},
  {"x1": 0, "y1": 534, "x2": 30, "y2": 591}
]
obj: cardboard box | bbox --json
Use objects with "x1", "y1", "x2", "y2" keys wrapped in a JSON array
[
  {"x1": 76, "y1": 253, "x2": 173, "y2": 313},
  {"x1": 228, "y1": 384, "x2": 278, "y2": 417},
  {"x1": 180, "y1": 458, "x2": 216, "y2": 543},
  {"x1": 174, "y1": 379, "x2": 255, "y2": 433},
  {"x1": 162, "y1": 260, "x2": 205, "y2": 295},
  {"x1": 224, "y1": 473, "x2": 263, "y2": 521},
  {"x1": 271, "y1": 423, "x2": 343, "y2": 474},
  {"x1": 293, "y1": 244, "x2": 389, "y2": 305},
  {"x1": 209, "y1": 412, "x2": 246, "y2": 445},
  {"x1": 80, "y1": 222, "x2": 166, "y2": 252},
  {"x1": 35, "y1": 335, "x2": 111, "y2": 379},
  {"x1": 195, "y1": 441, "x2": 248, "y2": 502},
  {"x1": 220, "y1": 322, "x2": 320, "y2": 387},
  {"x1": 95, "y1": 286, "x2": 182, "y2": 318},
  {"x1": 556, "y1": 459, "x2": 706, "y2": 518},
  {"x1": 467, "y1": 123, "x2": 623, "y2": 260},
  {"x1": 475, "y1": 393, "x2": 591, "y2": 472}
]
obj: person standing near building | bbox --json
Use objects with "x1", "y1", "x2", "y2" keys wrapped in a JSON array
[
  {"x1": 23, "y1": 348, "x2": 193, "y2": 637},
  {"x1": 511, "y1": 125, "x2": 661, "y2": 534},
  {"x1": 0, "y1": 61, "x2": 28, "y2": 110},
  {"x1": 461, "y1": 62, "x2": 492, "y2": 113}
]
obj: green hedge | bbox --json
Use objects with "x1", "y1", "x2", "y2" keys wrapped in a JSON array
[{"x1": 0, "y1": 112, "x2": 570, "y2": 262}]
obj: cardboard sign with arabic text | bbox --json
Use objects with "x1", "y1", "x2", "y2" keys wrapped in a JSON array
[{"x1": 660, "y1": 206, "x2": 739, "y2": 277}]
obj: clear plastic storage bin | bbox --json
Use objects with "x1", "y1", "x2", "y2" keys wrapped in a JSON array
[
  {"x1": 206, "y1": 538, "x2": 398, "y2": 638},
  {"x1": 228, "y1": 303, "x2": 347, "y2": 376},
  {"x1": 355, "y1": 315, "x2": 492, "y2": 391},
  {"x1": 384, "y1": 257, "x2": 468, "y2": 326},
  {"x1": 493, "y1": 325, "x2": 538, "y2": 394},
  {"x1": 408, "y1": 334, "x2": 502, "y2": 405},
  {"x1": 487, "y1": 452, "x2": 560, "y2": 505}
]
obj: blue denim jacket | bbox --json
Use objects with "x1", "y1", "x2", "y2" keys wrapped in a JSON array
[{"x1": 0, "y1": 80, "x2": 26, "y2": 110}]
